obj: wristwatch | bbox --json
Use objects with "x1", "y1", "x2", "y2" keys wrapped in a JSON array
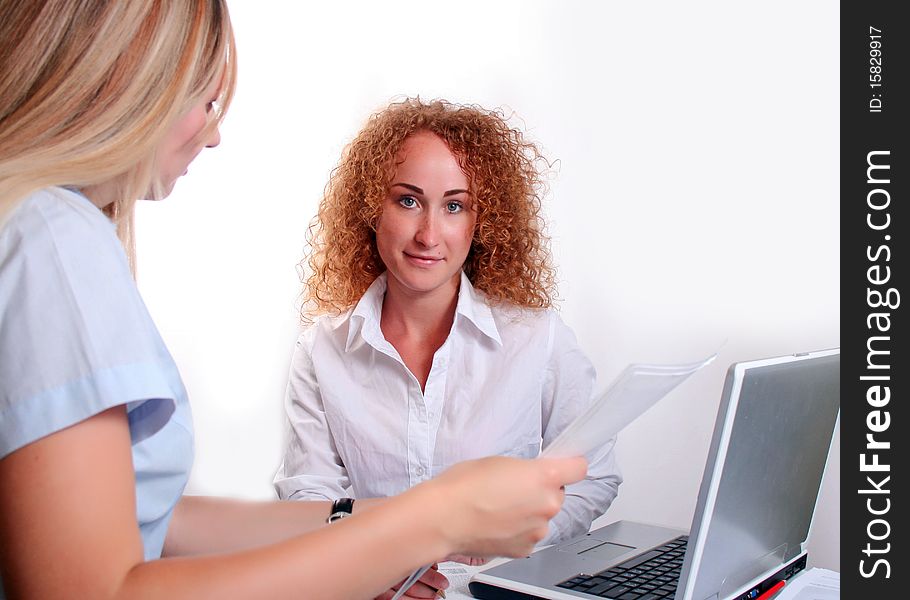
[{"x1": 327, "y1": 497, "x2": 355, "y2": 523}]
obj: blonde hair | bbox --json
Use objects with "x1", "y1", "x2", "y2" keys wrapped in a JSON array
[
  {"x1": 0, "y1": 0, "x2": 237, "y2": 267},
  {"x1": 303, "y1": 98, "x2": 556, "y2": 318}
]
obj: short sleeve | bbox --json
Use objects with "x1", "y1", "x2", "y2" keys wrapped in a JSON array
[{"x1": 0, "y1": 188, "x2": 176, "y2": 458}]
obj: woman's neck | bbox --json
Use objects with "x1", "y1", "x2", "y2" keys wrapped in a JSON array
[
  {"x1": 380, "y1": 274, "x2": 460, "y2": 343},
  {"x1": 379, "y1": 273, "x2": 461, "y2": 391},
  {"x1": 80, "y1": 180, "x2": 120, "y2": 210}
]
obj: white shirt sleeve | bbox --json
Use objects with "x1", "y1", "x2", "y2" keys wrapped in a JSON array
[
  {"x1": 539, "y1": 312, "x2": 623, "y2": 545},
  {"x1": 273, "y1": 327, "x2": 351, "y2": 500}
]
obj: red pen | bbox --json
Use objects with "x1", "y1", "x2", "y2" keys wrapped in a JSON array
[{"x1": 755, "y1": 579, "x2": 786, "y2": 600}]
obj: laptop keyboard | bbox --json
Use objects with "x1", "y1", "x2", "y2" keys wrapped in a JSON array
[{"x1": 556, "y1": 535, "x2": 688, "y2": 599}]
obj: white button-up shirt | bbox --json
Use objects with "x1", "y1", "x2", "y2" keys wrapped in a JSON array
[{"x1": 274, "y1": 272, "x2": 621, "y2": 544}]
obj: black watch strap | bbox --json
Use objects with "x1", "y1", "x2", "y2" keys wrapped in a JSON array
[{"x1": 327, "y1": 497, "x2": 355, "y2": 523}]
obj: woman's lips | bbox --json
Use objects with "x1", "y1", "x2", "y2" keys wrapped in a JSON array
[{"x1": 404, "y1": 252, "x2": 443, "y2": 267}]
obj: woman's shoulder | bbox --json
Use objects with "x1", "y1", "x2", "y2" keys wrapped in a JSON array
[
  {"x1": 3, "y1": 187, "x2": 118, "y2": 255},
  {"x1": 488, "y1": 301, "x2": 584, "y2": 347},
  {"x1": 484, "y1": 302, "x2": 567, "y2": 348},
  {"x1": 488, "y1": 300, "x2": 558, "y2": 327},
  {"x1": 12, "y1": 186, "x2": 108, "y2": 222},
  {"x1": 293, "y1": 308, "x2": 356, "y2": 353}
]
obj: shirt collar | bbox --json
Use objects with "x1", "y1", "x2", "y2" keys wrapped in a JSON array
[
  {"x1": 344, "y1": 273, "x2": 388, "y2": 353},
  {"x1": 343, "y1": 271, "x2": 503, "y2": 353},
  {"x1": 454, "y1": 271, "x2": 502, "y2": 346}
]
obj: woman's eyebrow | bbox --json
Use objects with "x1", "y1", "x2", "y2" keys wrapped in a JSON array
[
  {"x1": 391, "y1": 182, "x2": 423, "y2": 194},
  {"x1": 390, "y1": 183, "x2": 469, "y2": 197}
]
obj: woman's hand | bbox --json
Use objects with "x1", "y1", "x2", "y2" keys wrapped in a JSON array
[
  {"x1": 444, "y1": 554, "x2": 488, "y2": 566},
  {"x1": 374, "y1": 563, "x2": 448, "y2": 599},
  {"x1": 424, "y1": 455, "x2": 587, "y2": 559}
]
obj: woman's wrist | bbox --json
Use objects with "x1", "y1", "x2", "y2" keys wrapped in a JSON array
[
  {"x1": 399, "y1": 478, "x2": 459, "y2": 561},
  {"x1": 349, "y1": 496, "x2": 388, "y2": 515}
]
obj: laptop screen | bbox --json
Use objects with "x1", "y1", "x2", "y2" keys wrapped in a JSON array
[
  {"x1": 468, "y1": 349, "x2": 840, "y2": 600},
  {"x1": 678, "y1": 350, "x2": 840, "y2": 600}
]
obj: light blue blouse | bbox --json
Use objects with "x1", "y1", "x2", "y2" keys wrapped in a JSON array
[{"x1": 0, "y1": 188, "x2": 194, "y2": 581}]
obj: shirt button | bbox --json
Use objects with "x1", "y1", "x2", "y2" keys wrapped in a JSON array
[
  {"x1": 428, "y1": 412, "x2": 435, "y2": 420},
  {"x1": 415, "y1": 466, "x2": 425, "y2": 476}
]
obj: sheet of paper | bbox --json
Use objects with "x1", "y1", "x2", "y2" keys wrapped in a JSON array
[
  {"x1": 772, "y1": 568, "x2": 840, "y2": 600},
  {"x1": 542, "y1": 353, "x2": 717, "y2": 458},
  {"x1": 438, "y1": 559, "x2": 509, "y2": 599}
]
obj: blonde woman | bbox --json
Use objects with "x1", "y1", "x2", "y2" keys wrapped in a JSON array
[
  {"x1": 0, "y1": 3, "x2": 586, "y2": 599},
  {"x1": 275, "y1": 99, "x2": 621, "y2": 556}
]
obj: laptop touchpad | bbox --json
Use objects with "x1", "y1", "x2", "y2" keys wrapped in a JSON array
[
  {"x1": 577, "y1": 541, "x2": 637, "y2": 562},
  {"x1": 558, "y1": 538, "x2": 607, "y2": 553}
]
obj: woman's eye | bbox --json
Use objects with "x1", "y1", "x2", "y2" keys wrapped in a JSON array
[
  {"x1": 399, "y1": 196, "x2": 417, "y2": 208},
  {"x1": 446, "y1": 202, "x2": 462, "y2": 213}
]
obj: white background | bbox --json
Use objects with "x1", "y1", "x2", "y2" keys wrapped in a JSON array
[{"x1": 136, "y1": 1, "x2": 840, "y2": 571}]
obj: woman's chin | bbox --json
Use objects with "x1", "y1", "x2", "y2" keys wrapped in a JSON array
[
  {"x1": 144, "y1": 179, "x2": 177, "y2": 201},
  {"x1": 388, "y1": 270, "x2": 461, "y2": 298}
]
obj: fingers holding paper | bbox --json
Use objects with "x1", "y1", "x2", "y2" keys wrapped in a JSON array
[
  {"x1": 444, "y1": 554, "x2": 488, "y2": 566},
  {"x1": 431, "y1": 455, "x2": 587, "y2": 558}
]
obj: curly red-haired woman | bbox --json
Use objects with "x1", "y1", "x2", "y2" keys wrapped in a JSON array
[{"x1": 275, "y1": 98, "x2": 622, "y2": 555}]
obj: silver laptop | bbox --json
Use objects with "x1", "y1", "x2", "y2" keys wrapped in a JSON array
[{"x1": 469, "y1": 348, "x2": 840, "y2": 600}]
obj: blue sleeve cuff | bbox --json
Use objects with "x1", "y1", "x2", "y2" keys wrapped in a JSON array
[{"x1": 0, "y1": 360, "x2": 177, "y2": 458}]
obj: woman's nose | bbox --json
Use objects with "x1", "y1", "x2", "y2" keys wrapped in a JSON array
[
  {"x1": 206, "y1": 126, "x2": 221, "y2": 148},
  {"x1": 414, "y1": 214, "x2": 439, "y2": 247}
]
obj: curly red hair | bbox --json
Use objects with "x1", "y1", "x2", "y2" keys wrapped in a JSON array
[{"x1": 301, "y1": 98, "x2": 556, "y2": 317}]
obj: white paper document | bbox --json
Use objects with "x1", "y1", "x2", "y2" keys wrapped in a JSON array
[
  {"x1": 542, "y1": 353, "x2": 716, "y2": 458},
  {"x1": 773, "y1": 568, "x2": 840, "y2": 600},
  {"x1": 438, "y1": 559, "x2": 509, "y2": 599}
]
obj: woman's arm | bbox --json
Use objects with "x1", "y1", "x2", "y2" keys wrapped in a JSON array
[
  {"x1": 166, "y1": 496, "x2": 447, "y2": 599},
  {"x1": 0, "y1": 406, "x2": 584, "y2": 599},
  {"x1": 540, "y1": 313, "x2": 623, "y2": 545},
  {"x1": 163, "y1": 495, "x2": 387, "y2": 556},
  {"x1": 0, "y1": 407, "x2": 143, "y2": 599},
  {"x1": 274, "y1": 330, "x2": 351, "y2": 501}
]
